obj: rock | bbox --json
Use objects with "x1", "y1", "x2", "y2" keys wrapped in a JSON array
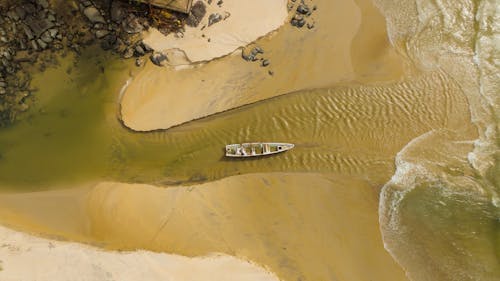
[
  {"x1": 186, "y1": 1, "x2": 206, "y2": 27},
  {"x1": 31, "y1": 40, "x2": 39, "y2": 51},
  {"x1": 100, "y1": 34, "x2": 117, "y2": 50},
  {"x1": 40, "y1": 30, "x2": 53, "y2": 43},
  {"x1": 94, "y1": 29, "x2": 109, "y2": 39},
  {"x1": 135, "y1": 57, "x2": 144, "y2": 67},
  {"x1": 7, "y1": 11, "x2": 20, "y2": 21},
  {"x1": 37, "y1": 38, "x2": 47, "y2": 49},
  {"x1": 150, "y1": 52, "x2": 167, "y2": 66},
  {"x1": 14, "y1": 6, "x2": 27, "y2": 20},
  {"x1": 110, "y1": 2, "x2": 126, "y2": 23},
  {"x1": 37, "y1": 0, "x2": 49, "y2": 9},
  {"x1": 141, "y1": 42, "x2": 153, "y2": 53},
  {"x1": 122, "y1": 47, "x2": 134, "y2": 59},
  {"x1": 208, "y1": 13, "x2": 222, "y2": 26},
  {"x1": 261, "y1": 59, "x2": 270, "y2": 67},
  {"x1": 122, "y1": 15, "x2": 143, "y2": 34},
  {"x1": 48, "y1": 28, "x2": 58, "y2": 38},
  {"x1": 297, "y1": 4, "x2": 310, "y2": 15},
  {"x1": 217, "y1": 0, "x2": 223, "y2": 7},
  {"x1": 307, "y1": 22, "x2": 315, "y2": 29},
  {"x1": 134, "y1": 45, "x2": 145, "y2": 57},
  {"x1": 25, "y1": 16, "x2": 55, "y2": 37},
  {"x1": 23, "y1": 3, "x2": 36, "y2": 14},
  {"x1": 47, "y1": 14, "x2": 56, "y2": 23},
  {"x1": 83, "y1": 6, "x2": 105, "y2": 24},
  {"x1": 268, "y1": 70, "x2": 274, "y2": 76},
  {"x1": 291, "y1": 14, "x2": 306, "y2": 28}
]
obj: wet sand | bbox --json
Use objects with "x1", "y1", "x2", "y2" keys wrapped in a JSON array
[
  {"x1": 120, "y1": 0, "x2": 404, "y2": 131},
  {"x1": 0, "y1": 173, "x2": 408, "y2": 281}
]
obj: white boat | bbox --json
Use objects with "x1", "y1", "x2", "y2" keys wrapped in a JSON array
[{"x1": 225, "y1": 142, "x2": 294, "y2": 157}]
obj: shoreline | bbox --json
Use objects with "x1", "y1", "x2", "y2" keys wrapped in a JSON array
[{"x1": 0, "y1": 224, "x2": 279, "y2": 281}]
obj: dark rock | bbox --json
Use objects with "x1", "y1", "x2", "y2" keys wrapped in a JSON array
[
  {"x1": 7, "y1": 11, "x2": 20, "y2": 21},
  {"x1": 261, "y1": 59, "x2": 270, "y2": 67},
  {"x1": 37, "y1": 0, "x2": 49, "y2": 9},
  {"x1": 268, "y1": 70, "x2": 274, "y2": 76},
  {"x1": 208, "y1": 13, "x2": 222, "y2": 26},
  {"x1": 100, "y1": 33, "x2": 117, "y2": 50},
  {"x1": 25, "y1": 15, "x2": 55, "y2": 37},
  {"x1": 134, "y1": 45, "x2": 145, "y2": 56},
  {"x1": 297, "y1": 4, "x2": 310, "y2": 15},
  {"x1": 14, "y1": 6, "x2": 27, "y2": 20},
  {"x1": 141, "y1": 42, "x2": 153, "y2": 53},
  {"x1": 23, "y1": 3, "x2": 36, "y2": 14},
  {"x1": 150, "y1": 52, "x2": 167, "y2": 66},
  {"x1": 217, "y1": 0, "x2": 223, "y2": 7},
  {"x1": 110, "y1": 2, "x2": 126, "y2": 23},
  {"x1": 291, "y1": 14, "x2": 306, "y2": 28},
  {"x1": 186, "y1": 1, "x2": 206, "y2": 27}
]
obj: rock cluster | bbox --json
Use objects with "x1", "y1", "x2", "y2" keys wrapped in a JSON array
[
  {"x1": 241, "y1": 45, "x2": 272, "y2": 73},
  {"x1": 0, "y1": 0, "x2": 188, "y2": 126},
  {"x1": 289, "y1": 0, "x2": 316, "y2": 29}
]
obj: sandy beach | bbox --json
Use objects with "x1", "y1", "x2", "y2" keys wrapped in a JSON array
[
  {"x1": 0, "y1": 225, "x2": 279, "y2": 281},
  {"x1": 143, "y1": 0, "x2": 289, "y2": 64},
  {"x1": 120, "y1": 0, "x2": 403, "y2": 131},
  {"x1": 0, "y1": 173, "x2": 407, "y2": 281}
]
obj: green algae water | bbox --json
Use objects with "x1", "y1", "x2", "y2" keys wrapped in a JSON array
[{"x1": 0, "y1": 45, "x2": 475, "y2": 190}]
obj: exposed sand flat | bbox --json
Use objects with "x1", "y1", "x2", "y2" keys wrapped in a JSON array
[
  {"x1": 0, "y1": 173, "x2": 408, "y2": 281},
  {"x1": 0, "y1": 225, "x2": 279, "y2": 281},
  {"x1": 143, "y1": 0, "x2": 289, "y2": 63},
  {"x1": 121, "y1": 0, "x2": 404, "y2": 131}
]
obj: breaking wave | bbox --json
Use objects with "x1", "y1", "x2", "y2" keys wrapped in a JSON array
[{"x1": 376, "y1": 0, "x2": 499, "y2": 279}]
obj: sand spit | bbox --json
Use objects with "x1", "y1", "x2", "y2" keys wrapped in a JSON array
[
  {"x1": 0, "y1": 225, "x2": 279, "y2": 281},
  {"x1": 120, "y1": 0, "x2": 404, "y2": 131},
  {"x1": 0, "y1": 173, "x2": 408, "y2": 281},
  {"x1": 143, "y1": 0, "x2": 289, "y2": 64}
]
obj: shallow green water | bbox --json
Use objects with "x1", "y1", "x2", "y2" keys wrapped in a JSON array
[{"x1": 0, "y1": 46, "x2": 474, "y2": 191}]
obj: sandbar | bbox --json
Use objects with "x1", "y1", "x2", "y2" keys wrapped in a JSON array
[
  {"x1": 120, "y1": 0, "x2": 404, "y2": 131},
  {"x1": 0, "y1": 173, "x2": 408, "y2": 281}
]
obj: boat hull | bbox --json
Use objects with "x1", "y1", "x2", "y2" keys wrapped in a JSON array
[{"x1": 225, "y1": 143, "x2": 294, "y2": 157}]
